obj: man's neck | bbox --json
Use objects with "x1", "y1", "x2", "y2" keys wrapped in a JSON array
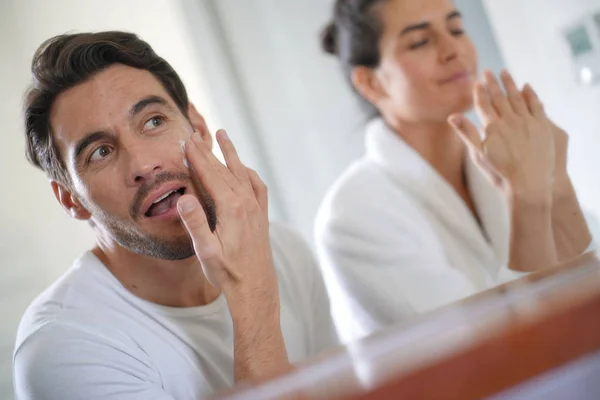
[{"x1": 91, "y1": 243, "x2": 221, "y2": 308}]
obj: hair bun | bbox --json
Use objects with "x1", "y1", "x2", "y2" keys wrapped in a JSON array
[{"x1": 321, "y1": 22, "x2": 338, "y2": 56}]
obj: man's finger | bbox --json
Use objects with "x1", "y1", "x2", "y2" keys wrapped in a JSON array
[
  {"x1": 185, "y1": 133, "x2": 236, "y2": 203},
  {"x1": 247, "y1": 168, "x2": 268, "y2": 213},
  {"x1": 177, "y1": 194, "x2": 219, "y2": 258},
  {"x1": 216, "y1": 130, "x2": 252, "y2": 189},
  {"x1": 448, "y1": 114, "x2": 483, "y2": 154}
]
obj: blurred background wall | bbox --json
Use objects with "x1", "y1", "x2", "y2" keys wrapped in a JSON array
[{"x1": 1, "y1": 0, "x2": 599, "y2": 398}]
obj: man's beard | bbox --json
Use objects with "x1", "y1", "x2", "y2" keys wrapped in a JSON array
[
  {"x1": 95, "y1": 209, "x2": 196, "y2": 260},
  {"x1": 85, "y1": 171, "x2": 217, "y2": 261}
]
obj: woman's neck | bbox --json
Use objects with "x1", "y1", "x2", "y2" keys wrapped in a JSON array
[{"x1": 383, "y1": 115, "x2": 467, "y2": 191}]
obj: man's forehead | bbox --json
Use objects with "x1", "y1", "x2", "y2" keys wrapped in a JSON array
[{"x1": 50, "y1": 65, "x2": 171, "y2": 143}]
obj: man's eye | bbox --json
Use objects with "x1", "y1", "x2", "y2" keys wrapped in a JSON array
[
  {"x1": 89, "y1": 145, "x2": 113, "y2": 163},
  {"x1": 143, "y1": 116, "x2": 165, "y2": 131}
]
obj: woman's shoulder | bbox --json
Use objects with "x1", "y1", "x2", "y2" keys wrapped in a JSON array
[
  {"x1": 323, "y1": 157, "x2": 402, "y2": 206},
  {"x1": 315, "y1": 157, "x2": 425, "y2": 235}
]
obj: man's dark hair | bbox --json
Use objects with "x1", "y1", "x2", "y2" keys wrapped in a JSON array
[{"x1": 24, "y1": 31, "x2": 190, "y2": 186}]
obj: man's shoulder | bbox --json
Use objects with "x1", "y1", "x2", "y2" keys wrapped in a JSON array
[{"x1": 15, "y1": 251, "x2": 114, "y2": 350}]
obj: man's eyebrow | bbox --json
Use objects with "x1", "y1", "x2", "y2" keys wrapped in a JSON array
[
  {"x1": 73, "y1": 131, "x2": 113, "y2": 162},
  {"x1": 130, "y1": 95, "x2": 172, "y2": 119}
]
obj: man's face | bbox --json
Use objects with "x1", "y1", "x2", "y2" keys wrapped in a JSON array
[{"x1": 50, "y1": 64, "x2": 214, "y2": 260}]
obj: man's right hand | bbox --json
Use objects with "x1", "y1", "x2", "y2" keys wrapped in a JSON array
[
  {"x1": 177, "y1": 129, "x2": 277, "y2": 299},
  {"x1": 177, "y1": 129, "x2": 290, "y2": 381}
]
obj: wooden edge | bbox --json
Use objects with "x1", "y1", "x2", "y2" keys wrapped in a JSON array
[{"x1": 350, "y1": 288, "x2": 600, "y2": 400}]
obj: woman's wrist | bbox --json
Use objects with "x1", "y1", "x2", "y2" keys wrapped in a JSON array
[{"x1": 553, "y1": 171, "x2": 573, "y2": 199}]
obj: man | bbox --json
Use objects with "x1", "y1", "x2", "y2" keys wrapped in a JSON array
[{"x1": 14, "y1": 31, "x2": 338, "y2": 400}]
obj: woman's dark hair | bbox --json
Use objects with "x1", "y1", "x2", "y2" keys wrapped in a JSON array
[
  {"x1": 24, "y1": 31, "x2": 190, "y2": 187},
  {"x1": 321, "y1": 0, "x2": 389, "y2": 115}
]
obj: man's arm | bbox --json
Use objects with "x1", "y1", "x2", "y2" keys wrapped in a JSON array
[
  {"x1": 14, "y1": 323, "x2": 175, "y2": 400},
  {"x1": 227, "y1": 292, "x2": 291, "y2": 381},
  {"x1": 177, "y1": 129, "x2": 291, "y2": 383}
]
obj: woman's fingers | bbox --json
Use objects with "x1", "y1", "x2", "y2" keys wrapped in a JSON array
[
  {"x1": 483, "y1": 69, "x2": 513, "y2": 118},
  {"x1": 448, "y1": 114, "x2": 482, "y2": 154},
  {"x1": 473, "y1": 81, "x2": 499, "y2": 127},
  {"x1": 522, "y1": 84, "x2": 546, "y2": 119},
  {"x1": 500, "y1": 70, "x2": 528, "y2": 116}
]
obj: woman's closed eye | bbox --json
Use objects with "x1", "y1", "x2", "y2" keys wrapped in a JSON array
[
  {"x1": 409, "y1": 39, "x2": 429, "y2": 50},
  {"x1": 409, "y1": 28, "x2": 465, "y2": 49}
]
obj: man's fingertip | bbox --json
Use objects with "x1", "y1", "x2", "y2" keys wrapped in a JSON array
[{"x1": 178, "y1": 196, "x2": 197, "y2": 214}]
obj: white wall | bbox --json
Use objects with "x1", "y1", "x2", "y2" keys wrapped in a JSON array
[
  {"x1": 0, "y1": 1, "x2": 221, "y2": 397},
  {"x1": 207, "y1": 0, "x2": 507, "y2": 239},
  {"x1": 210, "y1": 0, "x2": 367, "y2": 240},
  {"x1": 483, "y1": 0, "x2": 600, "y2": 219}
]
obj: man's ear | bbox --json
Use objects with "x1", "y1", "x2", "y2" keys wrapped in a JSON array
[
  {"x1": 51, "y1": 181, "x2": 91, "y2": 221},
  {"x1": 188, "y1": 103, "x2": 213, "y2": 150},
  {"x1": 351, "y1": 65, "x2": 387, "y2": 108}
]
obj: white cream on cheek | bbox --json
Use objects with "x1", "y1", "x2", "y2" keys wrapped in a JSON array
[
  {"x1": 179, "y1": 139, "x2": 189, "y2": 168},
  {"x1": 178, "y1": 123, "x2": 198, "y2": 169}
]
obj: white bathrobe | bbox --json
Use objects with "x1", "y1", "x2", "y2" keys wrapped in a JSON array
[{"x1": 315, "y1": 118, "x2": 591, "y2": 343}]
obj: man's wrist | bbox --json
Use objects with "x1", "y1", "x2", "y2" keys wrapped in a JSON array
[{"x1": 223, "y1": 283, "x2": 280, "y2": 322}]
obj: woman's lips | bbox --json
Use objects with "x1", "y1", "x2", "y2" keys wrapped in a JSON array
[{"x1": 440, "y1": 71, "x2": 473, "y2": 85}]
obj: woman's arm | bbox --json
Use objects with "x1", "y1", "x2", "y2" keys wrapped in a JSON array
[
  {"x1": 449, "y1": 70, "x2": 558, "y2": 273},
  {"x1": 549, "y1": 121, "x2": 593, "y2": 261}
]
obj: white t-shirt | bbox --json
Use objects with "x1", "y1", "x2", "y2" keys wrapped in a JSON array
[{"x1": 14, "y1": 223, "x2": 338, "y2": 400}]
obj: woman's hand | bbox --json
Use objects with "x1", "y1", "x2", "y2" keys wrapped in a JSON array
[
  {"x1": 449, "y1": 70, "x2": 558, "y2": 272},
  {"x1": 449, "y1": 69, "x2": 555, "y2": 205}
]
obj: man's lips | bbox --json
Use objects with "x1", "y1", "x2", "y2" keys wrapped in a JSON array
[{"x1": 140, "y1": 183, "x2": 188, "y2": 218}]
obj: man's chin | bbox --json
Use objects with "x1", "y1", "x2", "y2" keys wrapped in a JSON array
[{"x1": 117, "y1": 233, "x2": 196, "y2": 261}]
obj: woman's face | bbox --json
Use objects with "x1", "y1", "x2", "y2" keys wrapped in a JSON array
[{"x1": 365, "y1": 0, "x2": 478, "y2": 123}]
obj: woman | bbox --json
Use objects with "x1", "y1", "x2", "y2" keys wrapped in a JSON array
[{"x1": 315, "y1": 0, "x2": 593, "y2": 343}]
